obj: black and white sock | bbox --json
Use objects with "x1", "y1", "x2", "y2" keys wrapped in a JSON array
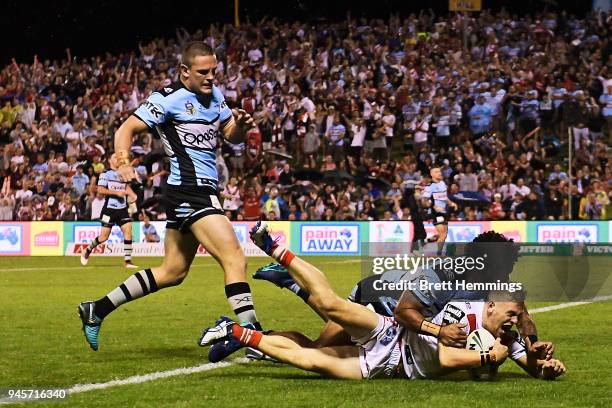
[
  {"x1": 93, "y1": 268, "x2": 158, "y2": 319},
  {"x1": 86, "y1": 237, "x2": 101, "y2": 255},
  {"x1": 124, "y1": 239, "x2": 133, "y2": 263},
  {"x1": 287, "y1": 283, "x2": 310, "y2": 303},
  {"x1": 225, "y1": 282, "x2": 261, "y2": 330}
]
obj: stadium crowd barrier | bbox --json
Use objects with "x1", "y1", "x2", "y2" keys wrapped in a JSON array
[{"x1": 0, "y1": 220, "x2": 610, "y2": 257}]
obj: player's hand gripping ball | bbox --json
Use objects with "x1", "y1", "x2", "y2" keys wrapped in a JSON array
[{"x1": 466, "y1": 328, "x2": 501, "y2": 380}]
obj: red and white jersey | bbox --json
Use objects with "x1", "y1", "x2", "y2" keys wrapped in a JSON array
[{"x1": 401, "y1": 301, "x2": 527, "y2": 379}]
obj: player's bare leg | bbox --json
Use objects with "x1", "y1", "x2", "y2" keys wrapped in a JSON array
[
  {"x1": 435, "y1": 223, "x2": 448, "y2": 255},
  {"x1": 250, "y1": 334, "x2": 362, "y2": 379},
  {"x1": 311, "y1": 320, "x2": 352, "y2": 347},
  {"x1": 190, "y1": 215, "x2": 261, "y2": 329},
  {"x1": 190, "y1": 214, "x2": 264, "y2": 361},
  {"x1": 200, "y1": 318, "x2": 362, "y2": 379},
  {"x1": 81, "y1": 226, "x2": 111, "y2": 266},
  {"x1": 285, "y1": 257, "x2": 379, "y2": 340},
  {"x1": 149, "y1": 229, "x2": 200, "y2": 287},
  {"x1": 250, "y1": 222, "x2": 378, "y2": 340},
  {"x1": 253, "y1": 262, "x2": 325, "y2": 318},
  {"x1": 254, "y1": 262, "x2": 358, "y2": 347},
  {"x1": 253, "y1": 261, "x2": 369, "y2": 348},
  {"x1": 120, "y1": 222, "x2": 137, "y2": 268},
  {"x1": 271, "y1": 320, "x2": 352, "y2": 348},
  {"x1": 78, "y1": 229, "x2": 199, "y2": 350}
]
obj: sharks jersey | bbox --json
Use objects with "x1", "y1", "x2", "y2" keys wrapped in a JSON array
[
  {"x1": 422, "y1": 181, "x2": 449, "y2": 213},
  {"x1": 133, "y1": 82, "x2": 233, "y2": 189},
  {"x1": 422, "y1": 180, "x2": 450, "y2": 225},
  {"x1": 98, "y1": 170, "x2": 127, "y2": 210}
]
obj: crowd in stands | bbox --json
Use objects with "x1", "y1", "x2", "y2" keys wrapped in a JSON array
[{"x1": 0, "y1": 8, "x2": 610, "y2": 223}]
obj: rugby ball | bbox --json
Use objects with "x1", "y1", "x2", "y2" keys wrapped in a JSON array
[
  {"x1": 466, "y1": 328, "x2": 498, "y2": 380},
  {"x1": 466, "y1": 328, "x2": 496, "y2": 352}
]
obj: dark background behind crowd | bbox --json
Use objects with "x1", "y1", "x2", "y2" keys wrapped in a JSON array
[{"x1": 0, "y1": 1, "x2": 610, "y2": 223}]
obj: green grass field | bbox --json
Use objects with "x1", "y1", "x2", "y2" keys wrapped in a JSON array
[{"x1": 1, "y1": 256, "x2": 611, "y2": 407}]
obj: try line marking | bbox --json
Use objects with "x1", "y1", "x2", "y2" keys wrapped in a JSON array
[
  {"x1": 528, "y1": 294, "x2": 612, "y2": 314},
  {"x1": 68, "y1": 357, "x2": 250, "y2": 394},
  {"x1": 1, "y1": 296, "x2": 611, "y2": 404}
]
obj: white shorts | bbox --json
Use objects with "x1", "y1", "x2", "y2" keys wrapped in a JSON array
[{"x1": 355, "y1": 315, "x2": 403, "y2": 379}]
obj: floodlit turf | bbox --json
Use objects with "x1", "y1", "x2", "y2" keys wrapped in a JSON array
[{"x1": 1, "y1": 256, "x2": 611, "y2": 407}]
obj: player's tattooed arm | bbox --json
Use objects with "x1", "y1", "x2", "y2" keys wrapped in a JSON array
[
  {"x1": 221, "y1": 108, "x2": 255, "y2": 143},
  {"x1": 394, "y1": 289, "x2": 430, "y2": 333},
  {"x1": 518, "y1": 305, "x2": 555, "y2": 360},
  {"x1": 395, "y1": 290, "x2": 467, "y2": 347},
  {"x1": 517, "y1": 307, "x2": 538, "y2": 339}
]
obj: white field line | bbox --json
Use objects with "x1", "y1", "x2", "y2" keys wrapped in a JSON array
[
  {"x1": 0, "y1": 359, "x2": 249, "y2": 405},
  {"x1": 529, "y1": 294, "x2": 612, "y2": 313},
  {"x1": 67, "y1": 358, "x2": 250, "y2": 394}
]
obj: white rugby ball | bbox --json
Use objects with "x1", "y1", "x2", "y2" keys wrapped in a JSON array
[
  {"x1": 466, "y1": 328, "x2": 496, "y2": 352},
  {"x1": 466, "y1": 328, "x2": 498, "y2": 380}
]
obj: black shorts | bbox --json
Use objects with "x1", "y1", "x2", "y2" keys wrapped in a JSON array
[
  {"x1": 432, "y1": 212, "x2": 448, "y2": 226},
  {"x1": 100, "y1": 207, "x2": 131, "y2": 228},
  {"x1": 165, "y1": 184, "x2": 225, "y2": 232}
]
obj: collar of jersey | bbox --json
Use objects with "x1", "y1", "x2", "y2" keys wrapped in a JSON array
[{"x1": 176, "y1": 80, "x2": 214, "y2": 108}]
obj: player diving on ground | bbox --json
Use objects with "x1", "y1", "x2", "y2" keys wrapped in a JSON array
[
  {"x1": 250, "y1": 228, "x2": 546, "y2": 355},
  {"x1": 199, "y1": 223, "x2": 565, "y2": 380}
]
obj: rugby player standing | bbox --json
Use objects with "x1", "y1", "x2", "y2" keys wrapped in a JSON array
[
  {"x1": 81, "y1": 154, "x2": 139, "y2": 268},
  {"x1": 422, "y1": 167, "x2": 458, "y2": 254},
  {"x1": 78, "y1": 42, "x2": 262, "y2": 356}
]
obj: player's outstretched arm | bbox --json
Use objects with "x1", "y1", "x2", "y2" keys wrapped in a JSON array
[
  {"x1": 438, "y1": 337, "x2": 508, "y2": 371},
  {"x1": 513, "y1": 337, "x2": 565, "y2": 379},
  {"x1": 514, "y1": 355, "x2": 566, "y2": 380},
  {"x1": 114, "y1": 116, "x2": 149, "y2": 181},
  {"x1": 518, "y1": 305, "x2": 555, "y2": 360}
]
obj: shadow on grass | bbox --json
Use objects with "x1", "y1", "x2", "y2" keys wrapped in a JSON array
[{"x1": 203, "y1": 365, "x2": 532, "y2": 382}]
